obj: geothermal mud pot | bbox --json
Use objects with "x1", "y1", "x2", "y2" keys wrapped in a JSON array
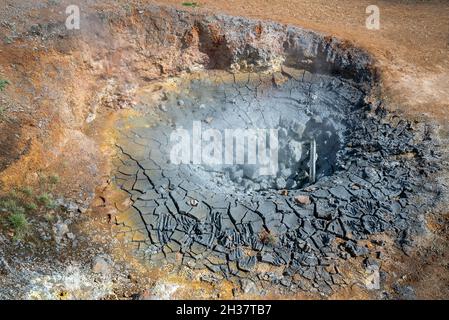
[
  {"x1": 2, "y1": 4, "x2": 440, "y2": 298},
  {"x1": 100, "y1": 6, "x2": 442, "y2": 295}
]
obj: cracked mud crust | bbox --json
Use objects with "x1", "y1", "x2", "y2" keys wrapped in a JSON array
[{"x1": 111, "y1": 70, "x2": 442, "y2": 295}]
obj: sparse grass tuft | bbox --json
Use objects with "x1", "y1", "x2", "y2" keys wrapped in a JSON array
[
  {"x1": 0, "y1": 78, "x2": 9, "y2": 91},
  {"x1": 0, "y1": 198, "x2": 25, "y2": 215},
  {"x1": 19, "y1": 186, "x2": 34, "y2": 197},
  {"x1": 0, "y1": 182, "x2": 62, "y2": 240},
  {"x1": 8, "y1": 212, "x2": 29, "y2": 238},
  {"x1": 182, "y1": 2, "x2": 200, "y2": 8},
  {"x1": 47, "y1": 0, "x2": 60, "y2": 6},
  {"x1": 36, "y1": 193, "x2": 56, "y2": 209},
  {"x1": 3, "y1": 37, "x2": 13, "y2": 45},
  {"x1": 48, "y1": 174, "x2": 60, "y2": 184},
  {"x1": 38, "y1": 173, "x2": 61, "y2": 189},
  {"x1": 8, "y1": 189, "x2": 18, "y2": 199},
  {"x1": 24, "y1": 202, "x2": 38, "y2": 211},
  {"x1": 0, "y1": 180, "x2": 62, "y2": 240}
]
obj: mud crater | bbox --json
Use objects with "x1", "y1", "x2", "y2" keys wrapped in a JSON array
[
  {"x1": 117, "y1": 71, "x2": 354, "y2": 193},
  {"x1": 108, "y1": 6, "x2": 441, "y2": 295}
]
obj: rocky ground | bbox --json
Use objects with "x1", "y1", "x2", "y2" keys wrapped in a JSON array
[{"x1": 0, "y1": 0, "x2": 448, "y2": 300}]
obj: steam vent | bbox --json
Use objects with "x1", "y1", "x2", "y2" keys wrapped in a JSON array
[{"x1": 0, "y1": 2, "x2": 448, "y2": 301}]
